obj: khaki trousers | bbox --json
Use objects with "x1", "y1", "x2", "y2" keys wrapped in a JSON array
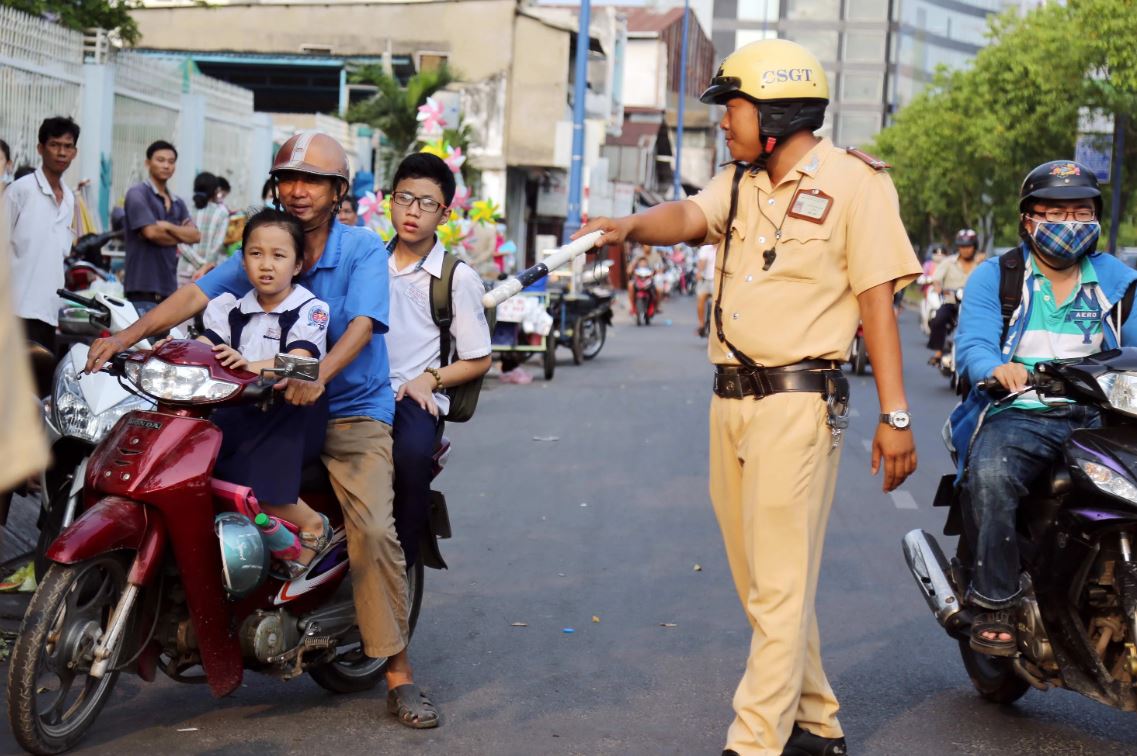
[
  {"x1": 322, "y1": 416, "x2": 409, "y2": 659},
  {"x1": 708, "y1": 393, "x2": 844, "y2": 756}
]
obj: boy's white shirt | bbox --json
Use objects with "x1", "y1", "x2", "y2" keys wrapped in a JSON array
[
  {"x1": 202, "y1": 284, "x2": 329, "y2": 362},
  {"x1": 387, "y1": 238, "x2": 492, "y2": 415}
]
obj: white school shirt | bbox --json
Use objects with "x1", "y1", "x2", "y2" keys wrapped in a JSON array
[
  {"x1": 4, "y1": 169, "x2": 75, "y2": 326},
  {"x1": 387, "y1": 240, "x2": 492, "y2": 416},
  {"x1": 202, "y1": 284, "x2": 330, "y2": 361},
  {"x1": 697, "y1": 244, "x2": 716, "y2": 281}
]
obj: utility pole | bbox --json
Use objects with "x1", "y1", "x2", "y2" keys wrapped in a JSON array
[
  {"x1": 1109, "y1": 112, "x2": 1127, "y2": 253},
  {"x1": 672, "y1": 0, "x2": 690, "y2": 200},
  {"x1": 563, "y1": 0, "x2": 592, "y2": 244}
]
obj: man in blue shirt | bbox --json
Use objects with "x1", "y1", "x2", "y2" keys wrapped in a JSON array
[
  {"x1": 86, "y1": 132, "x2": 438, "y2": 728},
  {"x1": 122, "y1": 140, "x2": 199, "y2": 315}
]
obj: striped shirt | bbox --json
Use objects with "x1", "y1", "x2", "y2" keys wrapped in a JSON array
[{"x1": 1004, "y1": 255, "x2": 1102, "y2": 411}]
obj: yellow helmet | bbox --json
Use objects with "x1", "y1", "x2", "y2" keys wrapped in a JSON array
[{"x1": 701, "y1": 39, "x2": 829, "y2": 150}]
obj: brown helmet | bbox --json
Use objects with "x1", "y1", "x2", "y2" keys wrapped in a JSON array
[{"x1": 270, "y1": 131, "x2": 350, "y2": 183}]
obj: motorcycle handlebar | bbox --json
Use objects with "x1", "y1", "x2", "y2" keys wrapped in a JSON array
[
  {"x1": 975, "y1": 372, "x2": 1051, "y2": 397},
  {"x1": 57, "y1": 288, "x2": 104, "y2": 312}
]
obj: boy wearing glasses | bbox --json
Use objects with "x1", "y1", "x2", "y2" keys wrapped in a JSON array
[
  {"x1": 952, "y1": 160, "x2": 1137, "y2": 656},
  {"x1": 383, "y1": 153, "x2": 491, "y2": 722}
]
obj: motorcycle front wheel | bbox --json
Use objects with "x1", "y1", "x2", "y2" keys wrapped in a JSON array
[
  {"x1": 8, "y1": 556, "x2": 130, "y2": 755},
  {"x1": 579, "y1": 317, "x2": 606, "y2": 360},
  {"x1": 308, "y1": 559, "x2": 425, "y2": 694},
  {"x1": 957, "y1": 639, "x2": 1030, "y2": 704}
]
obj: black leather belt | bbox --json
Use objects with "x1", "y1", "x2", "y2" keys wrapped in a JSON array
[
  {"x1": 713, "y1": 360, "x2": 845, "y2": 400},
  {"x1": 125, "y1": 291, "x2": 166, "y2": 304}
]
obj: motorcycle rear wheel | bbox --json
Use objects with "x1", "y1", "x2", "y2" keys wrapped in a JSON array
[
  {"x1": 8, "y1": 556, "x2": 130, "y2": 755},
  {"x1": 579, "y1": 318, "x2": 606, "y2": 360},
  {"x1": 957, "y1": 639, "x2": 1030, "y2": 704},
  {"x1": 308, "y1": 559, "x2": 425, "y2": 694}
]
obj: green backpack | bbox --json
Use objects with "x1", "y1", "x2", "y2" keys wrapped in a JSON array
[{"x1": 429, "y1": 253, "x2": 496, "y2": 422}]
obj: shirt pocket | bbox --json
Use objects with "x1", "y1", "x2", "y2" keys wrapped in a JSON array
[
  {"x1": 768, "y1": 218, "x2": 834, "y2": 283},
  {"x1": 720, "y1": 218, "x2": 747, "y2": 278}
]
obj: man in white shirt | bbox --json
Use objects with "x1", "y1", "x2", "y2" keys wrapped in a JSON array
[
  {"x1": 695, "y1": 243, "x2": 716, "y2": 336},
  {"x1": 4, "y1": 116, "x2": 80, "y2": 350}
]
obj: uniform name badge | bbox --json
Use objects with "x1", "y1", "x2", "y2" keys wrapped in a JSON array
[{"x1": 788, "y1": 188, "x2": 833, "y2": 224}]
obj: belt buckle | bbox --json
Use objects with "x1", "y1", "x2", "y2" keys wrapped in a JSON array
[{"x1": 716, "y1": 372, "x2": 744, "y2": 399}]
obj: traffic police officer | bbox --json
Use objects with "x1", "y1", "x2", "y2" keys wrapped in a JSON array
[{"x1": 578, "y1": 39, "x2": 921, "y2": 755}]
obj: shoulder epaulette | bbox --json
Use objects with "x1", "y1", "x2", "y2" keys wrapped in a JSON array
[{"x1": 844, "y1": 147, "x2": 890, "y2": 171}]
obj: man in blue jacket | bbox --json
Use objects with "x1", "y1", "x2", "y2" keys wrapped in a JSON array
[{"x1": 951, "y1": 160, "x2": 1137, "y2": 656}]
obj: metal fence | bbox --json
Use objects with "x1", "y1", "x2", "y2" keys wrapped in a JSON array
[
  {"x1": 111, "y1": 54, "x2": 183, "y2": 206},
  {"x1": 1, "y1": 7, "x2": 263, "y2": 215},
  {"x1": 192, "y1": 72, "x2": 258, "y2": 210},
  {"x1": 0, "y1": 6, "x2": 84, "y2": 172}
]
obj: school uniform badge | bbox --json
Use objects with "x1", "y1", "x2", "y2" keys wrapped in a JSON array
[{"x1": 308, "y1": 306, "x2": 329, "y2": 330}]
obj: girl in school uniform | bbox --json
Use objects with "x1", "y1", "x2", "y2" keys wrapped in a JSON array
[{"x1": 199, "y1": 208, "x2": 332, "y2": 574}]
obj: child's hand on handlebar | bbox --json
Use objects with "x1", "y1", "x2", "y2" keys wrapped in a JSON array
[
  {"x1": 275, "y1": 378, "x2": 326, "y2": 406},
  {"x1": 992, "y1": 363, "x2": 1030, "y2": 393},
  {"x1": 212, "y1": 344, "x2": 249, "y2": 371}
]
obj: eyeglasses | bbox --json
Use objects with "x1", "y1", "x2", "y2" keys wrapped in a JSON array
[
  {"x1": 1028, "y1": 207, "x2": 1097, "y2": 223},
  {"x1": 391, "y1": 191, "x2": 445, "y2": 214}
]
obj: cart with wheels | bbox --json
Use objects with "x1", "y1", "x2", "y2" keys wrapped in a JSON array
[{"x1": 491, "y1": 291, "x2": 556, "y2": 381}]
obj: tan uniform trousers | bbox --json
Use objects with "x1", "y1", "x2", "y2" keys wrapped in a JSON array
[
  {"x1": 709, "y1": 392, "x2": 844, "y2": 755},
  {"x1": 322, "y1": 416, "x2": 409, "y2": 659}
]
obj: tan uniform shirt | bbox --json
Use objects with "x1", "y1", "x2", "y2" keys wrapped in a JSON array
[
  {"x1": 690, "y1": 138, "x2": 921, "y2": 366},
  {"x1": 0, "y1": 198, "x2": 50, "y2": 490}
]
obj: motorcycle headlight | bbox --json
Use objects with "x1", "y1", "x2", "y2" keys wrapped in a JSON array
[
  {"x1": 134, "y1": 357, "x2": 239, "y2": 402},
  {"x1": 1077, "y1": 459, "x2": 1137, "y2": 505},
  {"x1": 52, "y1": 357, "x2": 95, "y2": 442},
  {"x1": 52, "y1": 358, "x2": 155, "y2": 443},
  {"x1": 1095, "y1": 372, "x2": 1137, "y2": 417}
]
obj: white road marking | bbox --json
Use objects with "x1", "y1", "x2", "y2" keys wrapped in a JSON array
[
  {"x1": 891, "y1": 490, "x2": 918, "y2": 510},
  {"x1": 861, "y1": 438, "x2": 872, "y2": 452},
  {"x1": 850, "y1": 407, "x2": 861, "y2": 418}
]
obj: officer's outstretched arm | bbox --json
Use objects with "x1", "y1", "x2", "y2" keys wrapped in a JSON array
[{"x1": 574, "y1": 200, "x2": 707, "y2": 249}]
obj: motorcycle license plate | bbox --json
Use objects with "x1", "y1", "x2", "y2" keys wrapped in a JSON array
[{"x1": 497, "y1": 297, "x2": 528, "y2": 323}]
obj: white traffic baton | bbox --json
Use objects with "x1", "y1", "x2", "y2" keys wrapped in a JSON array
[{"x1": 482, "y1": 231, "x2": 603, "y2": 309}]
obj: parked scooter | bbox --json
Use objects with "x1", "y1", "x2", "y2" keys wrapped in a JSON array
[
  {"x1": 33, "y1": 290, "x2": 169, "y2": 579},
  {"x1": 632, "y1": 267, "x2": 657, "y2": 326},
  {"x1": 7, "y1": 343, "x2": 447, "y2": 754},
  {"x1": 903, "y1": 349, "x2": 1137, "y2": 712}
]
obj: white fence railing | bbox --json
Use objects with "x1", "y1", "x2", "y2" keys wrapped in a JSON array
[
  {"x1": 1, "y1": 7, "x2": 265, "y2": 219},
  {"x1": 111, "y1": 55, "x2": 184, "y2": 207},
  {"x1": 0, "y1": 6, "x2": 84, "y2": 173}
]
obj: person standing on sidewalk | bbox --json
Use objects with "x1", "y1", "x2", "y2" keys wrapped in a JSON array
[
  {"x1": 122, "y1": 140, "x2": 199, "y2": 316},
  {"x1": 4, "y1": 116, "x2": 80, "y2": 351},
  {"x1": 695, "y1": 242, "x2": 716, "y2": 336},
  {"x1": 577, "y1": 39, "x2": 920, "y2": 755}
]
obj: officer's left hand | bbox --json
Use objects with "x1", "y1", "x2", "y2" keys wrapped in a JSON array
[
  {"x1": 871, "y1": 426, "x2": 917, "y2": 492},
  {"x1": 276, "y1": 377, "x2": 326, "y2": 406}
]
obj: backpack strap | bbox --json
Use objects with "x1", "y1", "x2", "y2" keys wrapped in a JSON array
[
  {"x1": 998, "y1": 251, "x2": 1025, "y2": 345},
  {"x1": 1111, "y1": 279, "x2": 1137, "y2": 344},
  {"x1": 227, "y1": 305, "x2": 254, "y2": 355},
  {"x1": 430, "y1": 253, "x2": 462, "y2": 369},
  {"x1": 276, "y1": 296, "x2": 319, "y2": 352},
  {"x1": 713, "y1": 162, "x2": 762, "y2": 370}
]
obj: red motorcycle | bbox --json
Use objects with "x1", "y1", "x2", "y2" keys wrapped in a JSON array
[
  {"x1": 6, "y1": 340, "x2": 448, "y2": 754},
  {"x1": 632, "y1": 266, "x2": 657, "y2": 326}
]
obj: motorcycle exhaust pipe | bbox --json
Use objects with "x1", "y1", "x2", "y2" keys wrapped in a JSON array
[{"x1": 902, "y1": 529, "x2": 966, "y2": 635}]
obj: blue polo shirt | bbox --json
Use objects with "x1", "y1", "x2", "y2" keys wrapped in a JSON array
[
  {"x1": 197, "y1": 220, "x2": 394, "y2": 424},
  {"x1": 122, "y1": 179, "x2": 191, "y2": 296}
]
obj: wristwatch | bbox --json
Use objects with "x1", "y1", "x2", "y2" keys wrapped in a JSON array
[{"x1": 880, "y1": 410, "x2": 912, "y2": 430}]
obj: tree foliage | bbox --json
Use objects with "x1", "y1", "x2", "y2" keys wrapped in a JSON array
[
  {"x1": 869, "y1": 0, "x2": 1137, "y2": 251},
  {"x1": 346, "y1": 65, "x2": 455, "y2": 181},
  {"x1": 8, "y1": 0, "x2": 141, "y2": 45}
]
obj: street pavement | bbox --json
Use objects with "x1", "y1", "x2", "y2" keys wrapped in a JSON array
[{"x1": 4, "y1": 296, "x2": 1137, "y2": 755}]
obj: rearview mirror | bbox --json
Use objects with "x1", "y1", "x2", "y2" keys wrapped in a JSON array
[{"x1": 266, "y1": 353, "x2": 320, "y2": 382}]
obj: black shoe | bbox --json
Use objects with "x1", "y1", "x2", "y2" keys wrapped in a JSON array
[
  {"x1": 782, "y1": 724, "x2": 848, "y2": 756},
  {"x1": 723, "y1": 751, "x2": 740, "y2": 756}
]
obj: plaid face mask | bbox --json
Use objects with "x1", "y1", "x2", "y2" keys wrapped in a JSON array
[{"x1": 1031, "y1": 220, "x2": 1101, "y2": 268}]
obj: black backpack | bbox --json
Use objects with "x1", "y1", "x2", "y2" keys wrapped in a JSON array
[{"x1": 429, "y1": 253, "x2": 496, "y2": 422}]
